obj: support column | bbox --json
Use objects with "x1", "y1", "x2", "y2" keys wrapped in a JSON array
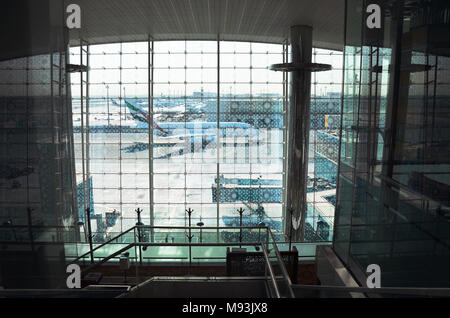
[{"x1": 286, "y1": 25, "x2": 313, "y2": 241}]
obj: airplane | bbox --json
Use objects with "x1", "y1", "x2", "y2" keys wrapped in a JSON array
[
  {"x1": 114, "y1": 99, "x2": 169, "y2": 135},
  {"x1": 114, "y1": 99, "x2": 261, "y2": 153}
]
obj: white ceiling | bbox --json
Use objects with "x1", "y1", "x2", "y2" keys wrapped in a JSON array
[{"x1": 66, "y1": 0, "x2": 345, "y2": 50}]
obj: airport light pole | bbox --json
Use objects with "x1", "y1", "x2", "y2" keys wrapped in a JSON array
[
  {"x1": 186, "y1": 208, "x2": 194, "y2": 273},
  {"x1": 106, "y1": 85, "x2": 110, "y2": 125},
  {"x1": 237, "y1": 207, "x2": 245, "y2": 247},
  {"x1": 197, "y1": 220, "x2": 204, "y2": 243},
  {"x1": 135, "y1": 207, "x2": 143, "y2": 264}
]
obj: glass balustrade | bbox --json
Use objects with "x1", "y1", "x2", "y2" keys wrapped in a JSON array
[{"x1": 65, "y1": 225, "x2": 330, "y2": 265}]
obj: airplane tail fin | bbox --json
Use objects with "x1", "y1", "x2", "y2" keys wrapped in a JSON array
[
  {"x1": 124, "y1": 99, "x2": 169, "y2": 135},
  {"x1": 124, "y1": 99, "x2": 142, "y2": 118}
]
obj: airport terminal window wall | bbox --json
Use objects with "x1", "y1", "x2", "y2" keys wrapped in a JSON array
[
  {"x1": 70, "y1": 40, "x2": 286, "y2": 242},
  {"x1": 70, "y1": 40, "x2": 342, "y2": 243}
]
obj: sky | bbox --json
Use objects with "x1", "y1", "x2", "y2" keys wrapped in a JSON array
[{"x1": 70, "y1": 41, "x2": 344, "y2": 98}]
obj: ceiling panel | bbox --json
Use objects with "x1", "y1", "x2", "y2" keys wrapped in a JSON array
[{"x1": 66, "y1": 0, "x2": 345, "y2": 50}]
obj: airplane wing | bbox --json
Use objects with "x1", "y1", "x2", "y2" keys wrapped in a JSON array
[
  {"x1": 161, "y1": 133, "x2": 210, "y2": 140},
  {"x1": 121, "y1": 142, "x2": 149, "y2": 153}
]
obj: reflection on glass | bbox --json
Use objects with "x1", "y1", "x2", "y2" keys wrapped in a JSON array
[{"x1": 334, "y1": 0, "x2": 450, "y2": 288}]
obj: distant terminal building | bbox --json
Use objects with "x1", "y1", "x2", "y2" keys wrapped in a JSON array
[{"x1": 202, "y1": 94, "x2": 284, "y2": 129}]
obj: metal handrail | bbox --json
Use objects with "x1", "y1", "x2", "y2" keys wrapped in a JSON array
[
  {"x1": 261, "y1": 242, "x2": 281, "y2": 298},
  {"x1": 267, "y1": 228, "x2": 295, "y2": 298},
  {"x1": 79, "y1": 241, "x2": 265, "y2": 275},
  {"x1": 70, "y1": 226, "x2": 294, "y2": 299},
  {"x1": 81, "y1": 243, "x2": 136, "y2": 275},
  {"x1": 70, "y1": 225, "x2": 270, "y2": 264},
  {"x1": 105, "y1": 242, "x2": 264, "y2": 247},
  {"x1": 69, "y1": 225, "x2": 137, "y2": 264},
  {"x1": 135, "y1": 225, "x2": 270, "y2": 230}
]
